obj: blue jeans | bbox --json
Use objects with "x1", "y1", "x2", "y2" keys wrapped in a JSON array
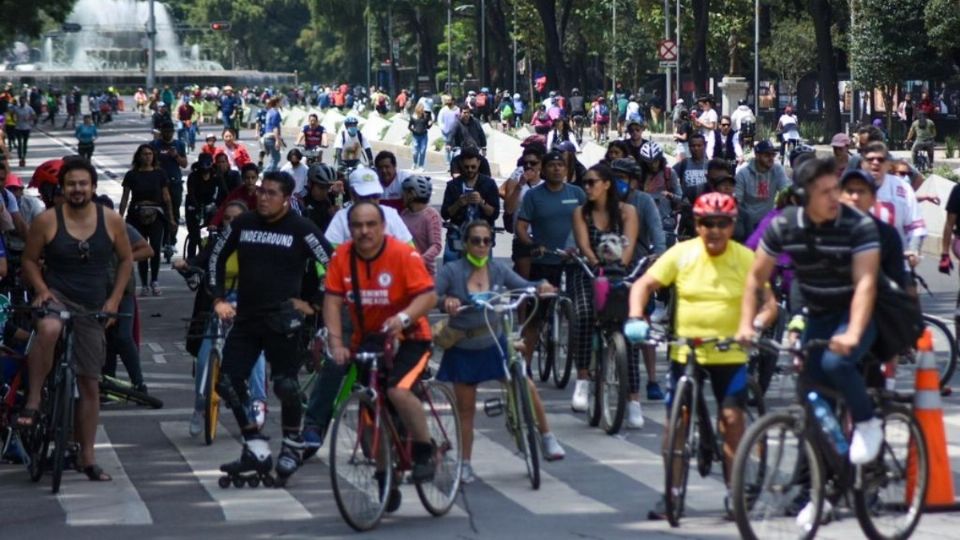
[
  {"x1": 195, "y1": 306, "x2": 267, "y2": 423},
  {"x1": 803, "y1": 311, "x2": 877, "y2": 423},
  {"x1": 412, "y1": 133, "x2": 427, "y2": 168},
  {"x1": 262, "y1": 136, "x2": 281, "y2": 172},
  {"x1": 221, "y1": 112, "x2": 234, "y2": 130}
]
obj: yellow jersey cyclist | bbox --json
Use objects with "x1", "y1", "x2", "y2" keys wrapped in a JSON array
[{"x1": 625, "y1": 192, "x2": 776, "y2": 517}]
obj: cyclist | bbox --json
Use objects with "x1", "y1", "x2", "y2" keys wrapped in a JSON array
[
  {"x1": 323, "y1": 167, "x2": 413, "y2": 247},
  {"x1": 19, "y1": 159, "x2": 133, "y2": 482},
  {"x1": 373, "y1": 151, "x2": 409, "y2": 212},
  {"x1": 210, "y1": 163, "x2": 260, "y2": 228},
  {"x1": 568, "y1": 88, "x2": 586, "y2": 141},
  {"x1": 450, "y1": 107, "x2": 487, "y2": 155},
  {"x1": 733, "y1": 140, "x2": 790, "y2": 241},
  {"x1": 295, "y1": 113, "x2": 328, "y2": 162},
  {"x1": 591, "y1": 96, "x2": 611, "y2": 142},
  {"x1": 184, "y1": 153, "x2": 227, "y2": 258},
  {"x1": 333, "y1": 115, "x2": 372, "y2": 169},
  {"x1": 400, "y1": 174, "x2": 442, "y2": 276},
  {"x1": 209, "y1": 170, "x2": 333, "y2": 485},
  {"x1": 301, "y1": 163, "x2": 339, "y2": 233},
  {"x1": 904, "y1": 111, "x2": 936, "y2": 171},
  {"x1": 738, "y1": 157, "x2": 885, "y2": 472},
  {"x1": 711, "y1": 115, "x2": 743, "y2": 164},
  {"x1": 324, "y1": 200, "x2": 438, "y2": 488},
  {"x1": 776, "y1": 105, "x2": 800, "y2": 163},
  {"x1": 436, "y1": 219, "x2": 565, "y2": 484},
  {"x1": 626, "y1": 192, "x2": 776, "y2": 515},
  {"x1": 280, "y1": 148, "x2": 308, "y2": 196}
]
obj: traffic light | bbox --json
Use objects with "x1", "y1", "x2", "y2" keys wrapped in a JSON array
[{"x1": 210, "y1": 21, "x2": 231, "y2": 31}]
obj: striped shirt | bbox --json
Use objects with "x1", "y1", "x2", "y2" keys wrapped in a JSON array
[{"x1": 760, "y1": 205, "x2": 879, "y2": 314}]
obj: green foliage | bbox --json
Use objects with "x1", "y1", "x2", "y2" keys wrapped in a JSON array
[
  {"x1": 760, "y1": 17, "x2": 817, "y2": 99},
  {"x1": 933, "y1": 164, "x2": 959, "y2": 183},
  {"x1": 925, "y1": 0, "x2": 960, "y2": 58},
  {"x1": 0, "y1": 0, "x2": 74, "y2": 48},
  {"x1": 799, "y1": 120, "x2": 824, "y2": 145},
  {"x1": 849, "y1": 0, "x2": 927, "y2": 92},
  {"x1": 946, "y1": 136, "x2": 958, "y2": 160}
]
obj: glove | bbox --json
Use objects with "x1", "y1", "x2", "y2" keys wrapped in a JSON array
[
  {"x1": 940, "y1": 254, "x2": 953, "y2": 275},
  {"x1": 623, "y1": 318, "x2": 650, "y2": 344}
]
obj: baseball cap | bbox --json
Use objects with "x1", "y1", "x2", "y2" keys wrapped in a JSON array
[
  {"x1": 349, "y1": 167, "x2": 383, "y2": 198},
  {"x1": 840, "y1": 169, "x2": 878, "y2": 192},
  {"x1": 556, "y1": 141, "x2": 577, "y2": 154},
  {"x1": 196, "y1": 152, "x2": 214, "y2": 169},
  {"x1": 754, "y1": 140, "x2": 777, "y2": 154},
  {"x1": 542, "y1": 150, "x2": 565, "y2": 164},
  {"x1": 4, "y1": 173, "x2": 23, "y2": 189},
  {"x1": 830, "y1": 133, "x2": 851, "y2": 148}
]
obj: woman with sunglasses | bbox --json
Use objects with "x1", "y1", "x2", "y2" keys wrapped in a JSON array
[
  {"x1": 568, "y1": 164, "x2": 643, "y2": 425},
  {"x1": 500, "y1": 146, "x2": 545, "y2": 278},
  {"x1": 435, "y1": 220, "x2": 566, "y2": 483}
]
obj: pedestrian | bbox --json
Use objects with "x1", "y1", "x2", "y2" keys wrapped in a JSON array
[
  {"x1": 11, "y1": 97, "x2": 35, "y2": 167},
  {"x1": 437, "y1": 95, "x2": 460, "y2": 164},
  {"x1": 408, "y1": 102, "x2": 432, "y2": 171},
  {"x1": 75, "y1": 114, "x2": 98, "y2": 162},
  {"x1": 261, "y1": 97, "x2": 285, "y2": 172}
]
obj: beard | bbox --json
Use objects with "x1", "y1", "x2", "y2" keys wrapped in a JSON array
[{"x1": 66, "y1": 196, "x2": 91, "y2": 209}]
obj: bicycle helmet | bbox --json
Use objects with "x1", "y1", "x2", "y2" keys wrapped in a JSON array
[
  {"x1": 638, "y1": 141, "x2": 664, "y2": 163},
  {"x1": 307, "y1": 163, "x2": 336, "y2": 186},
  {"x1": 788, "y1": 144, "x2": 816, "y2": 168},
  {"x1": 692, "y1": 192, "x2": 738, "y2": 218},
  {"x1": 571, "y1": 88, "x2": 580, "y2": 95},
  {"x1": 30, "y1": 158, "x2": 64, "y2": 188},
  {"x1": 610, "y1": 158, "x2": 642, "y2": 179},
  {"x1": 344, "y1": 115, "x2": 359, "y2": 126},
  {"x1": 401, "y1": 174, "x2": 432, "y2": 200}
]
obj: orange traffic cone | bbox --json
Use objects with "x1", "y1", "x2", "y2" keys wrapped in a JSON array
[{"x1": 906, "y1": 328, "x2": 960, "y2": 511}]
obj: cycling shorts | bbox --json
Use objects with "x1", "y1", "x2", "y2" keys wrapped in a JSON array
[
  {"x1": 665, "y1": 361, "x2": 747, "y2": 411},
  {"x1": 379, "y1": 340, "x2": 431, "y2": 390}
]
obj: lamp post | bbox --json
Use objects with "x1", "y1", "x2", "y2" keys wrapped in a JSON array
[
  {"x1": 447, "y1": 0, "x2": 452, "y2": 92},
  {"x1": 480, "y1": 0, "x2": 485, "y2": 87},
  {"x1": 147, "y1": 0, "x2": 156, "y2": 89},
  {"x1": 665, "y1": 0, "x2": 671, "y2": 112},
  {"x1": 754, "y1": 0, "x2": 758, "y2": 111},
  {"x1": 611, "y1": 0, "x2": 616, "y2": 99}
]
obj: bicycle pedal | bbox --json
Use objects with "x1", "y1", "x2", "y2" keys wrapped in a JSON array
[{"x1": 483, "y1": 397, "x2": 503, "y2": 417}]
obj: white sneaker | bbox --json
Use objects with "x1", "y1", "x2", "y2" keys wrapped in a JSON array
[
  {"x1": 796, "y1": 499, "x2": 833, "y2": 531},
  {"x1": 626, "y1": 400, "x2": 645, "y2": 429},
  {"x1": 542, "y1": 432, "x2": 566, "y2": 461},
  {"x1": 460, "y1": 462, "x2": 477, "y2": 484},
  {"x1": 571, "y1": 380, "x2": 589, "y2": 412},
  {"x1": 849, "y1": 417, "x2": 883, "y2": 464},
  {"x1": 189, "y1": 410, "x2": 203, "y2": 437}
]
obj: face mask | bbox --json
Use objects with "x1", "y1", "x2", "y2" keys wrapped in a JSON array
[
  {"x1": 347, "y1": 127, "x2": 358, "y2": 136},
  {"x1": 465, "y1": 253, "x2": 488, "y2": 268}
]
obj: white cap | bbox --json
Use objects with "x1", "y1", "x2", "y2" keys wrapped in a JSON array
[
  {"x1": 349, "y1": 167, "x2": 383, "y2": 198},
  {"x1": 676, "y1": 98, "x2": 684, "y2": 104}
]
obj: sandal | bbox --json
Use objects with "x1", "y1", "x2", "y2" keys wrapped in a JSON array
[
  {"x1": 81, "y1": 464, "x2": 112, "y2": 482},
  {"x1": 16, "y1": 408, "x2": 39, "y2": 429}
]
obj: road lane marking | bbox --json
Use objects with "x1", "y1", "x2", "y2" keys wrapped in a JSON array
[
  {"x1": 146, "y1": 342, "x2": 164, "y2": 353},
  {"x1": 59, "y1": 426, "x2": 152, "y2": 525},
  {"x1": 160, "y1": 421, "x2": 312, "y2": 522},
  {"x1": 101, "y1": 407, "x2": 194, "y2": 418},
  {"x1": 152, "y1": 354, "x2": 167, "y2": 364}
]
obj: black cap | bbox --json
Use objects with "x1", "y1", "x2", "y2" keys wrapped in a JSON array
[
  {"x1": 196, "y1": 152, "x2": 214, "y2": 169},
  {"x1": 160, "y1": 120, "x2": 175, "y2": 130},
  {"x1": 542, "y1": 150, "x2": 565, "y2": 164},
  {"x1": 840, "y1": 169, "x2": 879, "y2": 192}
]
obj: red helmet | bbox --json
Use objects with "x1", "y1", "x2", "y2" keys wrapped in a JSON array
[
  {"x1": 693, "y1": 192, "x2": 738, "y2": 218},
  {"x1": 30, "y1": 158, "x2": 64, "y2": 188}
]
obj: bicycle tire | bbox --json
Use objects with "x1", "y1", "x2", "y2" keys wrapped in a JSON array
[
  {"x1": 600, "y1": 333, "x2": 629, "y2": 435},
  {"x1": 551, "y1": 298, "x2": 575, "y2": 389},
  {"x1": 330, "y1": 392, "x2": 391, "y2": 532},
  {"x1": 27, "y1": 385, "x2": 53, "y2": 483},
  {"x1": 51, "y1": 366, "x2": 74, "y2": 494},
  {"x1": 923, "y1": 315, "x2": 957, "y2": 389},
  {"x1": 587, "y1": 338, "x2": 603, "y2": 428},
  {"x1": 731, "y1": 410, "x2": 823, "y2": 540},
  {"x1": 535, "y1": 324, "x2": 552, "y2": 383},
  {"x1": 205, "y1": 349, "x2": 221, "y2": 446},
  {"x1": 415, "y1": 382, "x2": 462, "y2": 516},
  {"x1": 512, "y1": 363, "x2": 540, "y2": 490},
  {"x1": 100, "y1": 377, "x2": 164, "y2": 410},
  {"x1": 746, "y1": 378, "x2": 766, "y2": 424},
  {"x1": 852, "y1": 404, "x2": 928, "y2": 540},
  {"x1": 663, "y1": 378, "x2": 694, "y2": 527}
]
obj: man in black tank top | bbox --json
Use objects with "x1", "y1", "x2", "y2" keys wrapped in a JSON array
[{"x1": 19, "y1": 159, "x2": 133, "y2": 482}]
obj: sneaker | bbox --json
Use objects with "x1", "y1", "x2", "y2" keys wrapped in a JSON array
[
  {"x1": 849, "y1": 417, "x2": 883, "y2": 464},
  {"x1": 189, "y1": 411, "x2": 203, "y2": 437},
  {"x1": 646, "y1": 381, "x2": 665, "y2": 401},
  {"x1": 571, "y1": 379, "x2": 589, "y2": 412},
  {"x1": 460, "y1": 461, "x2": 477, "y2": 484},
  {"x1": 140, "y1": 286, "x2": 150, "y2": 297},
  {"x1": 250, "y1": 400, "x2": 267, "y2": 430},
  {"x1": 647, "y1": 496, "x2": 672, "y2": 520},
  {"x1": 626, "y1": 400, "x2": 645, "y2": 429},
  {"x1": 411, "y1": 441, "x2": 436, "y2": 483},
  {"x1": 542, "y1": 432, "x2": 565, "y2": 461},
  {"x1": 151, "y1": 282, "x2": 162, "y2": 296},
  {"x1": 650, "y1": 301, "x2": 668, "y2": 323},
  {"x1": 796, "y1": 499, "x2": 833, "y2": 531}
]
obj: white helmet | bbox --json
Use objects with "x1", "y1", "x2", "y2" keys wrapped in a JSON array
[
  {"x1": 344, "y1": 115, "x2": 359, "y2": 126},
  {"x1": 401, "y1": 175, "x2": 432, "y2": 200},
  {"x1": 513, "y1": 93, "x2": 520, "y2": 100},
  {"x1": 638, "y1": 141, "x2": 664, "y2": 163}
]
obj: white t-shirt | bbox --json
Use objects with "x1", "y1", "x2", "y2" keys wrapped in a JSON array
[
  {"x1": 698, "y1": 108, "x2": 718, "y2": 137},
  {"x1": 380, "y1": 169, "x2": 411, "y2": 206},
  {"x1": 281, "y1": 161, "x2": 309, "y2": 194},
  {"x1": 324, "y1": 203, "x2": 413, "y2": 246},
  {"x1": 626, "y1": 101, "x2": 641, "y2": 121},
  {"x1": 872, "y1": 174, "x2": 926, "y2": 250},
  {"x1": 333, "y1": 127, "x2": 371, "y2": 161},
  {"x1": 778, "y1": 114, "x2": 800, "y2": 140}
]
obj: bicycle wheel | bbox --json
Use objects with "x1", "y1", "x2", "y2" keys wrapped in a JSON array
[
  {"x1": 853, "y1": 405, "x2": 928, "y2": 540},
  {"x1": 100, "y1": 377, "x2": 164, "y2": 409},
  {"x1": 27, "y1": 386, "x2": 53, "y2": 483},
  {"x1": 600, "y1": 333, "x2": 629, "y2": 435},
  {"x1": 534, "y1": 324, "x2": 552, "y2": 383},
  {"x1": 924, "y1": 315, "x2": 957, "y2": 389},
  {"x1": 51, "y1": 366, "x2": 74, "y2": 494},
  {"x1": 511, "y1": 363, "x2": 540, "y2": 490},
  {"x1": 204, "y1": 350, "x2": 221, "y2": 446},
  {"x1": 587, "y1": 340, "x2": 603, "y2": 428},
  {"x1": 415, "y1": 382, "x2": 462, "y2": 516},
  {"x1": 330, "y1": 392, "x2": 391, "y2": 532},
  {"x1": 731, "y1": 410, "x2": 824, "y2": 540},
  {"x1": 663, "y1": 378, "x2": 694, "y2": 527},
  {"x1": 551, "y1": 298, "x2": 575, "y2": 389},
  {"x1": 745, "y1": 378, "x2": 766, "y2": 425}
]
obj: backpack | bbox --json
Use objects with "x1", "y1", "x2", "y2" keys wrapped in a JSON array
[
  {"x1": 476, "y1": 93, "x2": 487, "y2": 108},
  {"x1": 740, "y1": 118, "x2": 756, "y2": 137},
  {"x1": 377, "y1": 94, "x2": 386, "y2": 107},
  {"x1": 501, "y1": 103, "x2": 513, "y2": 120},
  {"x1": 596, "y1": 104, "x2": 610, "y2": 123}
]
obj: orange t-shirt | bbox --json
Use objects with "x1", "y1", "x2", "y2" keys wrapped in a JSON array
[{"x1": 326, "y1": 236, "x2": 434, "y2": 349}]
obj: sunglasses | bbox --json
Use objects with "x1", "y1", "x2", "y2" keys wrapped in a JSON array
[
  {"x1": 698, "y1": 218, "x2": 734, "y2": 229},
  {"x1": 893, "y1": 170, "x2": 911, "y2": 177},
  {"x1": 582, "y1": 178, "x2": 603, "y2": 188},
  {"x1": 468, "y1": 236, "x2": 493, "y2": 246},
  {"x1": 865, "y1": 156, "x2": 886, "y2": 164},
  {"x1": 77, "y1": 240, "x2": 90, "y2": 263},
  {"x1": 720, "y1": 123, "x2": 731, "y2": 127},
  {"x1": 522, "y1": 160, "x2": 540, "y2": 169}
]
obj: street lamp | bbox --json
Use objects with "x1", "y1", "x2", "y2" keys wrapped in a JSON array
[
  {"x1": 147, "y1": 0, "x2": 156, "y2": 89},
  {"x1": 754, "y1": 0, "x2": 758, "y2": 112},
  {"x1": 447, "y1": 0, "x2": 452, "y2": 92}
]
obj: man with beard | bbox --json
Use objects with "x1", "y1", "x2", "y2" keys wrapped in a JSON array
[{"x1": 17, "y1": 158, "x2": 133, "y2": 482}]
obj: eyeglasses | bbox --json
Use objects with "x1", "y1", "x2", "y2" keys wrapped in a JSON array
[
  {"x1": 522, "y1": 160, "x2": 540, "y2": 169},
  {"x1": 720, "y1": 123, "x2": 731, "y2": 127},
  {"x1": 77, "y1": 240, "x2": 90, "y2": 263},
  {"x1": 582, "y1": 178, "x2": 602, "y2": 188},
  {"x1": 698, "y1": 218, "x2": 734, "y2": 229},
  {"x1": 865, "y1": 156, "x2": 886, "y2": 164},
  {"x1": 893, "y1": 170, "x2": 911, "y2": 177},
  {"x1": 468, "y1": 236, "x2": 493, "y2": 246}
]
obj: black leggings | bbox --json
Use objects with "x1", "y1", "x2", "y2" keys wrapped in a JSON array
[{"x1": 130, "y1": 215, "x2": 164, "y2": 286}]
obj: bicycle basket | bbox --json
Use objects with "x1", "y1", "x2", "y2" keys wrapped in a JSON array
[{"x1": 595, "y1": 273, "x2": 630, "y2": 324}]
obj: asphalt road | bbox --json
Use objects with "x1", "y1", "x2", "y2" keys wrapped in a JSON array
[{"x1": 2, "y1": 108, "x2": 960, "y2": 539}]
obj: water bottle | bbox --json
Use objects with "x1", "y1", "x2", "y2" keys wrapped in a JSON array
[
  {"x1": 623, "y1": 318, "x2": 649, "y2": 344},
  {"x1": 807, "y1": 391, "x2": 849, "y2": 455}
]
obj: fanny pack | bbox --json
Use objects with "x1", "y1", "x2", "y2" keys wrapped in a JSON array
[
  {"x1": 263, "y1": 300, "x2": 305, "y2": 336},
  {"x1": 430, "y1": 318, "x2": 489, "y2": 350},
  {"x1": 136, "y1": 205, "x2": 160, "y2": 225}
]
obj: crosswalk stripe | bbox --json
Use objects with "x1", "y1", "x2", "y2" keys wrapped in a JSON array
[
  {"x1": 152, "y1": 354, "x2": 167, "y2": 364},
  {"x1": 160, "y1": 421, "x2": 313, "y2": 522},
  {"x1": 60, "y1": 426, "x2": 152, "y2": 525},
  {"x1": 146, "y1": 342, "x2": 164, "y2": 353},
  {"x1": 469, "y1": 428, "x2": 617, "y2": 515},
  {"x1": 546, "y1": 412, "x2": 729, "y2": 511},
  {"x1": 101, "y1": 407, "x2": 194, "y2": 418}
]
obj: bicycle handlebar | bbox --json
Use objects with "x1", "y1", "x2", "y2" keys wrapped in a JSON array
[
  {"x1": 10, "y1": 304, "x2": 129, "y2": 322},
  {"x1": 549, "y1": 248, "x2": 655, "y2": 282}
]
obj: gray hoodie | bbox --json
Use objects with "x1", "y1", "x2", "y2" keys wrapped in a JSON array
[{"x1": 734, "y1": 159, "x2": 790, "y2": 238}]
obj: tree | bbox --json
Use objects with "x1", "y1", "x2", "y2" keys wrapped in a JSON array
[
  {"x1": 759, "y1": 17, "x2": 817, "y2": 106},
  {"x1": 925, "y1": 0, "x2": 960, "y2": 71},
  {"x1": 690, "y1": 0, "x2": 710, "y2": 94},
  {"x1": 0, "y1": 0, "x2": 75, "y2": 48},
  {"x1": 809, "y1": 0, "x2": 842, "y2": 137}
]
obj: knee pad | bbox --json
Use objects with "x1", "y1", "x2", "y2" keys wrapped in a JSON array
[
  {"x1": 273, "y1": 376, "x2": 301, "y2": 405},
  {"x1": 216, "y1": 373, "x2": 245, "y2": 410}
]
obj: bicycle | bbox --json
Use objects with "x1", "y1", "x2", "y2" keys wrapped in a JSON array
[
  {"x1": 532, "y1": 258, "x2": 575, "y2": 389},
  {"x1": 902, "y1": 271, "x2": 957, "y2": 392},
  {"x1": 328, "y1": 335, "x2": 462, "y2": 531},
  {"x1": 99, "y1": 374, "x2": 163, "y2": 409},
  {"x1": 636, "y1": 327, "x2": 766, "y2": 527},
  {"x1": 473, "y1": 287, "x2": 545, "y2": 489},
  {"x1": 563, "y1": 250, "x2": 654, "y2": 434},
  {"x1": 18, "y1": 305, "x2": 124, "y2": 494},
  {"x1": 731, "y1": 337, "x2": 928, "y2": 540}
]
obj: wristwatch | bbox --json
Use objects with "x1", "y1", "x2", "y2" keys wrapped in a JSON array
[{"x1": 397, "y1": 312, "x2": 412, "y2": 329}]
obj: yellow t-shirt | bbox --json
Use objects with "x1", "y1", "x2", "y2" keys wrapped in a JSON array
[
  {"x1": 224, "y1": 252, "x2": 239, "y2": 291},
  {"x1": 646, "y1": 238, "x2": 754, "y2": 365}
]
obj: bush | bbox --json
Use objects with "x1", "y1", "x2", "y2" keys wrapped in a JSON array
[
  {"x1": 433, "y1": 138, "x2": 446, "y2": 152},
  {"x1": 799, "y1": 120, "x2": 825, "y2": 145},
  {"x1": 756, "y1": 124, "x2": 775, "y2": 147},
  {"x1": 933, "y1": 164, "x2": 960, "y2": 182},
  {"x1": 946, "y1": 136, "x2": 958, "y2": 159}
]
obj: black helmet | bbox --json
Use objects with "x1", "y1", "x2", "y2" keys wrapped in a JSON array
[
  {"x1": 571, "y1": 88, "x2": 580, "y2": 95},
  {"x1": 610, "y1": 157, "x2": 642, "y2": 179},
  {"x1": 308, "y1": 163, "x2": 336, "y2": 186},
  {"x1": 788, "y1": 144, "x2": 816, "y2": 169}
]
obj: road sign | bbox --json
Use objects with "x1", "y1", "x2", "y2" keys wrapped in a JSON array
[
  {"x1": 659, "y1": 61, "x2": 677, "y2": 69},
  {"x1": 658, "y1": 40, "x2": 677, "y2": 62}
]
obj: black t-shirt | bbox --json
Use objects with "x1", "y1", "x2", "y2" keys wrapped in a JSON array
[
  {"x1": 874, "y1": 216, "x2": 907, "y2": 288},
  {"x1": 122, "y1": 169, "x2": 169, "y2": 205},
  {"x1": 302, "y1": 194, "x2": 336, "y2": 233},
  {"x1": 186, "y1": 170, "x2": 227, "y2": 209},
  {"x1": 946, "y1": 184, "x2": 960, "y2": 234}
]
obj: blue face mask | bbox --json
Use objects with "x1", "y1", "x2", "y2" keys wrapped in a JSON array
[
  {"x1": 614, "y1": 178, "x2": 630, "y2": 199},
  {"x1": 347, "y1": 127, "x2": 358, "y2": 136}
]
